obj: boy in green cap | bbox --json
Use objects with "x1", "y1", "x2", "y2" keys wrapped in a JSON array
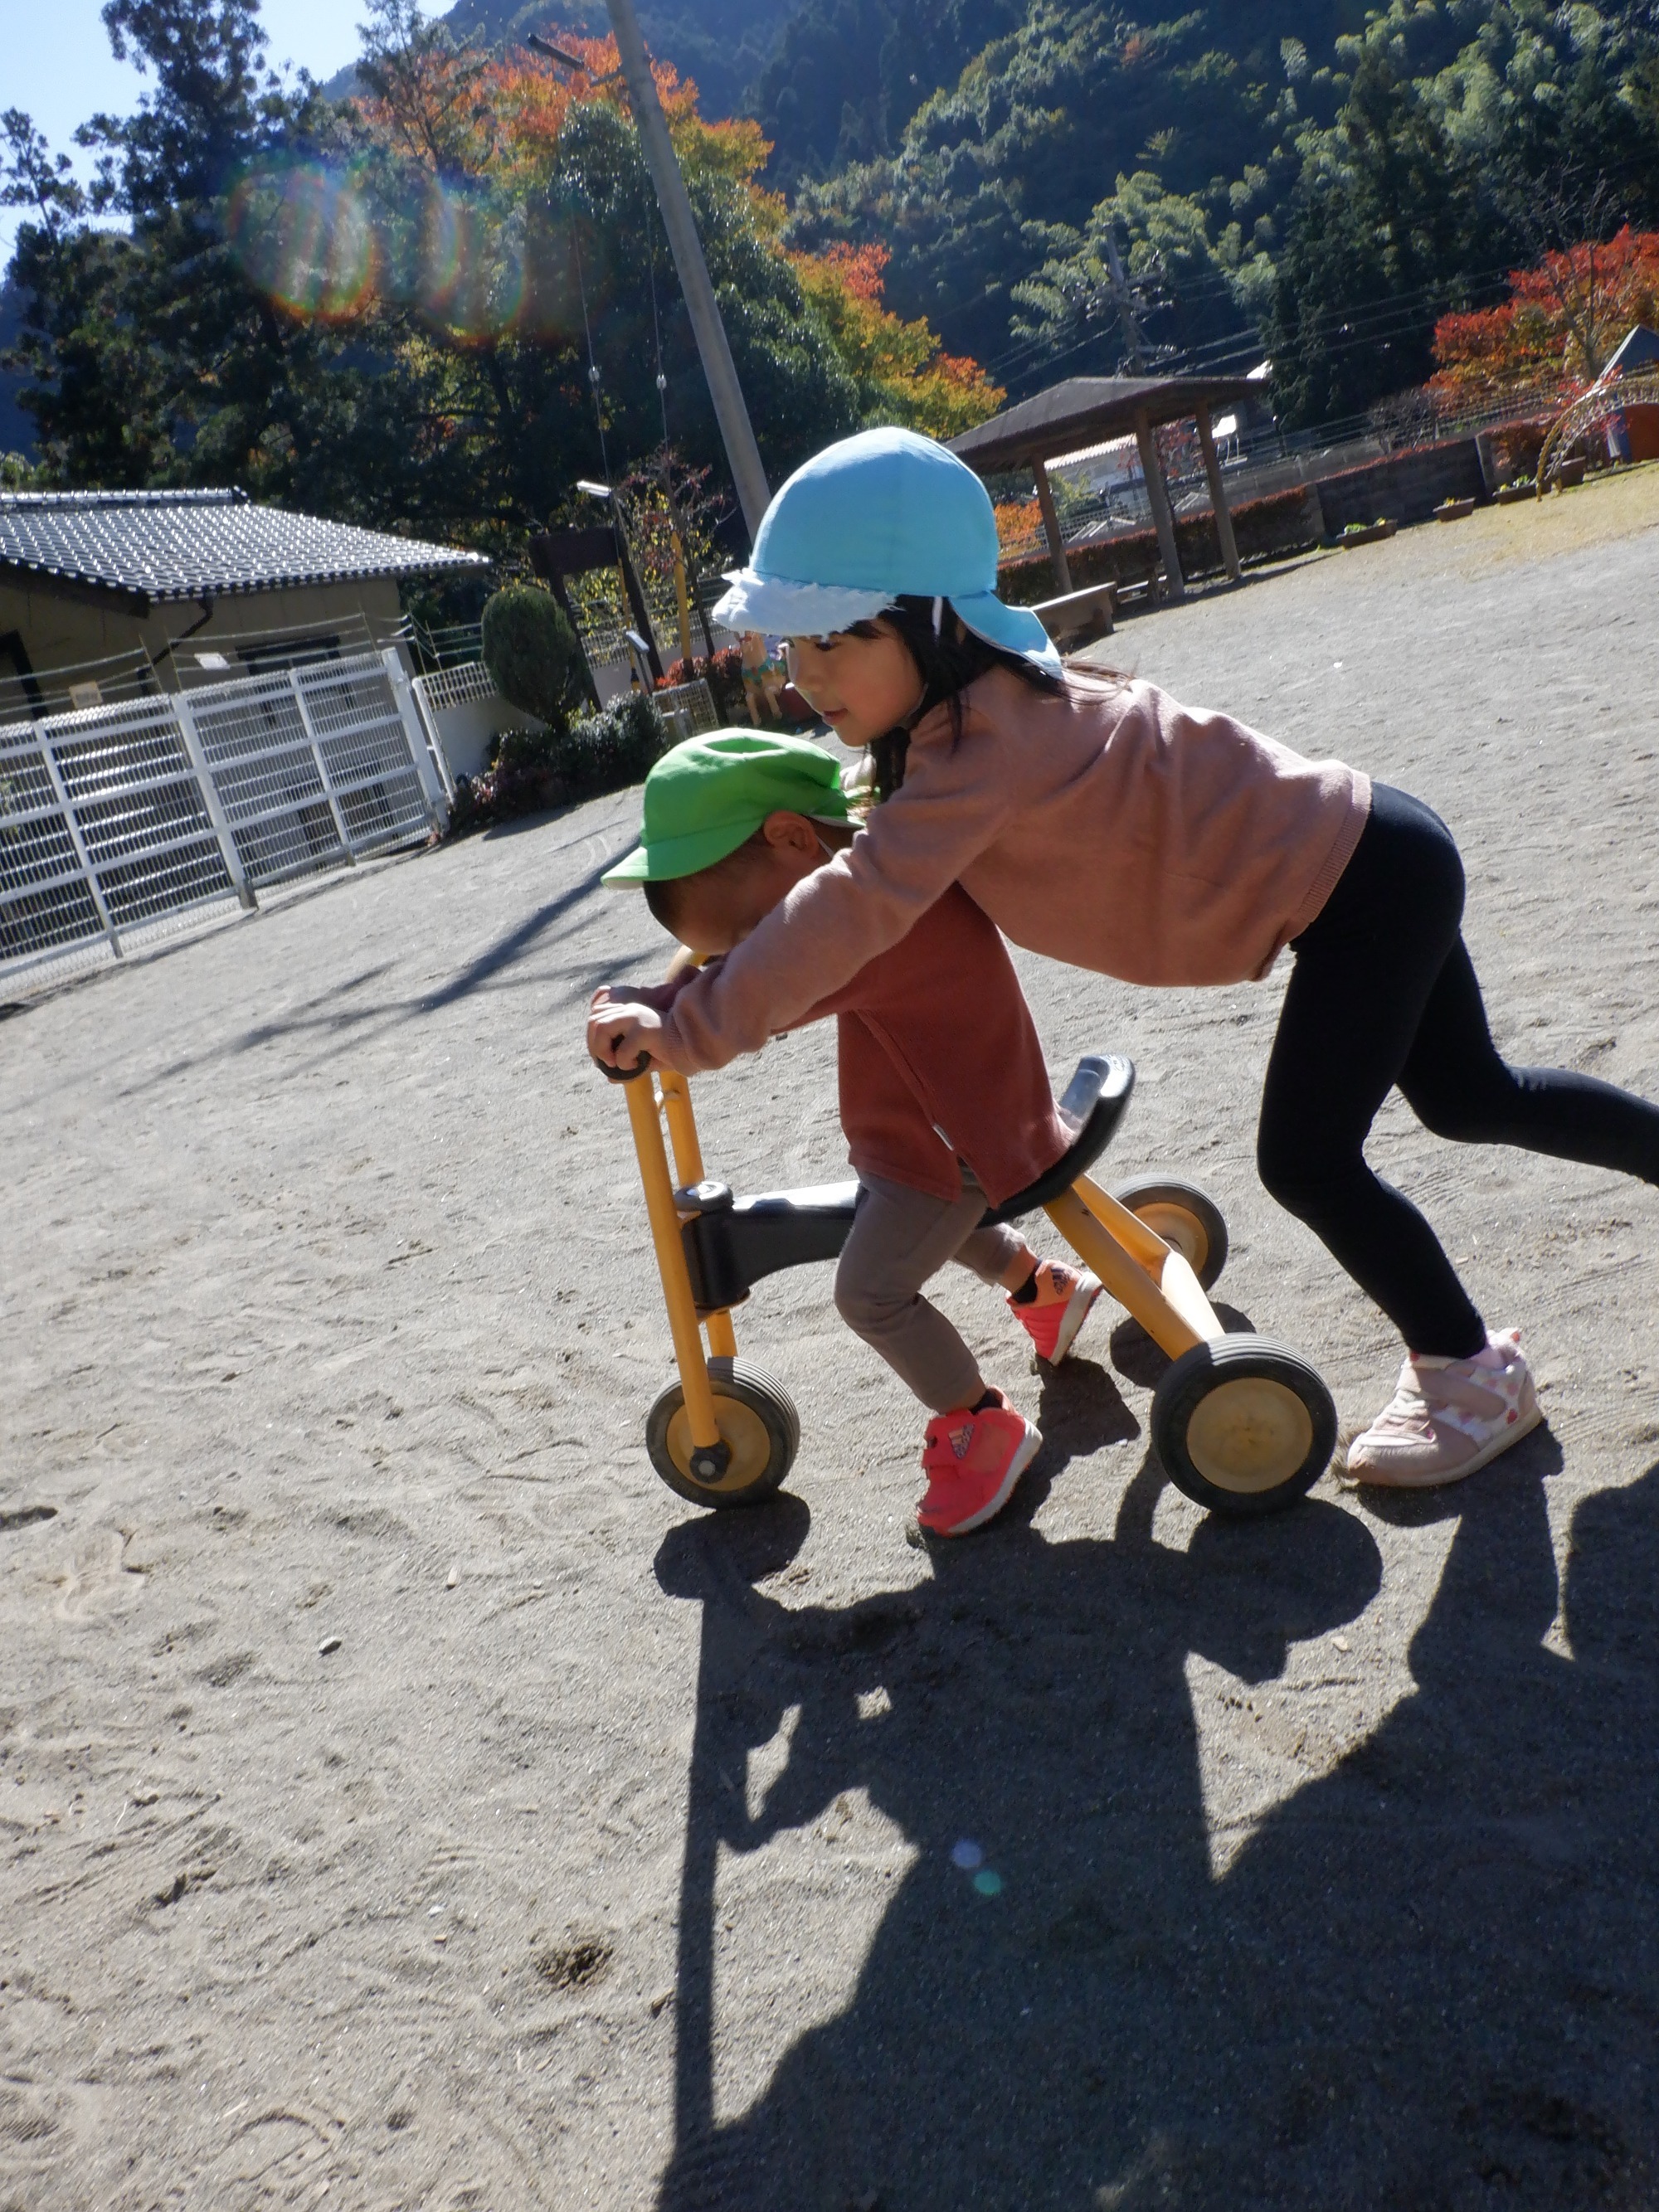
[{"x1": 589, "y1": 730, "x2": 1102, "y2": 1539}]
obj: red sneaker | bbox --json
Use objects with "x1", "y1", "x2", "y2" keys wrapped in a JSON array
[
  {"x1": 916, "y1": 1390, "x2": 1042, "y2": 1538},
  {"x1": 1008, "y1": 1261, "x2": 1102, "y2": 1365}
]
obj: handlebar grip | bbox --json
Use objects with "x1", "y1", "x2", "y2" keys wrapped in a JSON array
[{"x1": 597, "y1": 1054, "x2": 652, "y2": 1083}]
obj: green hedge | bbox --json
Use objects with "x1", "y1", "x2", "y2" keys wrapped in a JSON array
[
  {"x1": 446, "y1": 693, "x2": 668, "y2": 838},
  {"x1": 999, "y1": 484, "x2": 1323, "y2": 604}
]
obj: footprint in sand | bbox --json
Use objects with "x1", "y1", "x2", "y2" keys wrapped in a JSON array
[
  {"x1": 185, "y1": 2105, "x2": 341, "y2": 2206},
  {"x1": 55, "y1": 1528, "x2": 148, "y2": 1621},
  {"x1": 0, "y1": 2078, "x2": 61, "y2": 2195}
]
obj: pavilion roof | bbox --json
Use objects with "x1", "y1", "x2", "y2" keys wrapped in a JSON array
[{"x1": 948, "y1": 374, "x2": 1261, "y2": 473}]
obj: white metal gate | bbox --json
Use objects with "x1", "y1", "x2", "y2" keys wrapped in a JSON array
[{"x1": 0, "y1": 648, "x2": 446, "y2": 991}]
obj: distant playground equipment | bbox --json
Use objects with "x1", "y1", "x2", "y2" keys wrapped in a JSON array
[
  {"x1": 604, "y1": 1036, "x2": 1339, "y2": 1520},
  {"x1": 1536, "y1": 326, "x2": 1659, "y2": 492}
]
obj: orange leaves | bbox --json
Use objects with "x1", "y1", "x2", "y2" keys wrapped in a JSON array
[
  {"x1": 1432, "y1": 227, "x2": 1659, "y2": 397},
  {"x1": 994, "y1": 498, "x2": 1044, "y2": 560},
  {"x1": 789, "y1": 243, "x2": 1004, "y2": 437},
  {"x1": 816, "y1": 241, "x2": 892, "y2": 305}
]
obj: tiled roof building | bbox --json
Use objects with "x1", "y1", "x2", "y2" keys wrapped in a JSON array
[
  {"x1": 0, "y1": 488, "x2": 485, "y2": 610},
  {"x1": 0, "y1": 488, "x2": 488, "y2": 702}
]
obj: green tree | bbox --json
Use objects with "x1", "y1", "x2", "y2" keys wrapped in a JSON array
[
  {"x1": 2, "y1": 1, "x2": 416, "y2": 503},
  {"x1": 1267, "y1": 41, "x2": 1477, "y2": 426},
  {"x1": 1266, "y1": 3, "x2": 1659, "y2": 426},
  {"x1": 2, "y1": 0, "x2": 865, "y2": 539}
]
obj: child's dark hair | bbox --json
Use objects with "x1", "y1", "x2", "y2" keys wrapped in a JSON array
[
  {"x1": 640, "y1": 825, "x2": 769, "y2": 935},
  {"x1": 849, "y1": 595, "x2": 1063, "y2": 799}
]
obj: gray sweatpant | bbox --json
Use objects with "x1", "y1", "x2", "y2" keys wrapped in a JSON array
[{"x1": 833, "y1": 1173, "x2": 1028, "y2": 1414}]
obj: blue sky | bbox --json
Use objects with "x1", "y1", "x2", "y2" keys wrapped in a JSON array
[{"x1": 3, "y1": 0, "x2": 375, "y2": 270}]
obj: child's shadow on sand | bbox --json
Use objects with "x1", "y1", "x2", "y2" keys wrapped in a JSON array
[
  {"x1": 653, "y1": 1453, "x2": 1381, "y2": 2210},
  {"x1": 649, "y1": 1416, "x2": 1659, "y2": 2212}
]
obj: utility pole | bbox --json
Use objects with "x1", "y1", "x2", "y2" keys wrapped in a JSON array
[
  {"x1": 603, "y1": 0, "x2": 773, "y2": 542},
  {"x1": 1103, "y1": 224, "x2": 1149, "y2": 373}
]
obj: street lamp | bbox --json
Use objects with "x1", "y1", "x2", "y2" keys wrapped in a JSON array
[
  {"x1": 576, "y1": 479, "x2": 665, "y2": 680},
  {"x1": 530, "y1": 7, "x2": 773, "y2": 542}
]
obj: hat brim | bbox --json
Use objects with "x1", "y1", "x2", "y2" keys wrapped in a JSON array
[
  {"x1": 602, "y1": 806, "x2": 854, "y2": 887},
  {"x1": 712, "y1": 569, "x2": 896, "y2": 638},
  {"x1": 601, "y1": 818, "x2": 760, "y2": 886},
  {"x1": 953, "y1": 590, "x2": 1064, "y2": 677},
  {"x1": 712, "y1": 569, "x2": 1063, "y2": 678}
]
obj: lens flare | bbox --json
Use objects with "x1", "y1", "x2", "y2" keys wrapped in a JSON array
[
  {"x1": 228, "y1": 160, "x2": 376, "y2": 323},
  {"x1": 229, "y1": 158, "x2": 538, "y2": 343},
  {"x1": 427, "y1": 197, "x2": 527, "y2": 343}
]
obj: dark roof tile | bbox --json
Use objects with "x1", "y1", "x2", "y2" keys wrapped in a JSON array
[{"x1": 0, "y1": 487, "x2": 489, "y2": 603}]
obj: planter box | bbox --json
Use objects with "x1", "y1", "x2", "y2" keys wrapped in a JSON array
[
  {"x1": 1313, "y1": 438, "x2": 1483, "y2": 533},
  {"x1": 1338, "y1": 520, "x2": 1399, "y2": 547},
  {"x1": 1554, "y1": 455, "x2": 1588, "y2": 489},
  {"x1": 1495, "y1": 483, "x2": 1536, "y2": 506},
  {"x1": 1435, "y1": 498, "x2": 1477, "y2": 522}
]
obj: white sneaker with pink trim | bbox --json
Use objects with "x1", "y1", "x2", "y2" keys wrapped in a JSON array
[{"x1": 1345, "y1": 1329, "x2": 1542, "y2": 1489}]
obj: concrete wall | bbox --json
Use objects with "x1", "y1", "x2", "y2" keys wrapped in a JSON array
[
  {"x1": 1311, "y1": 440, "x2": 1486, "y2": 534},
  {"x1": 0, "y1": 576, "x2": 405, "y2": 692}
]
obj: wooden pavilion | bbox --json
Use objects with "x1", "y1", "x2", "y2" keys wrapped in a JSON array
[{"x1": 948, "y1": 373, "x2": 1261, "y2": 602}]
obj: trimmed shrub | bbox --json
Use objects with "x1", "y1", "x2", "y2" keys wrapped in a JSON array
[
  {"x1": 445, "y1": 691, "x2": 668, "y2": 838},
  {"x1": 563, "y1": 692, "x2": 668, "y2": 793},
  {"x1": 480, "y1": 583, "x2": 583, "y2": 727}
]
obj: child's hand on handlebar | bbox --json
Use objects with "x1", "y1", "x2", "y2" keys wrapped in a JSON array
[
  {"x1": 587, "y1": 990, "x2": 666, "y2": 1074},
  {"x1": 592, "y1": 977, "x2": 684, "y2": 1014}
]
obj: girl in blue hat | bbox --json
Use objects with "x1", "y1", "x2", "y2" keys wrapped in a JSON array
[{"x1": 594, "y1": 426, "x2": 1659, "y2": 1490}]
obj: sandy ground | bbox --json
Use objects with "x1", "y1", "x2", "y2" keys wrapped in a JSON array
[{"x1": 3, "y1": 468, "x2": 1659, "y2": 2212}]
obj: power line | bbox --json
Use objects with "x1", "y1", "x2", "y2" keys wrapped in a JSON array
[{"x1": 982, "y1": 255, "x2": 1520, "y2": 393}]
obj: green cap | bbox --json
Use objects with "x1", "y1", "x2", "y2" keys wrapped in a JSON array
[{"x1": 602, "y1": 727, "x2": 852, "y2": 885}]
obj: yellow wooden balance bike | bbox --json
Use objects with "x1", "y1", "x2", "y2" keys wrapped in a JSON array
[{"x1": 605, "y1": 1047, "x2": 1337, "y2": 1519}]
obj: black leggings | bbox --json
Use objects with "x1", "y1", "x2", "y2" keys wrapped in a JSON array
[{"x1": 1257, "y1": 784, "x2": 1659, "y2": 1357}]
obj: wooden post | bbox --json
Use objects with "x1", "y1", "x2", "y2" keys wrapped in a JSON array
[
  {"x1": 1032, "y1": 456, "x2": 1073, "y2": 595},
  {"x1": 1133, "y1": 411, "x2": 1186, "y2": 601},
  {"x1": 605, "y1": 0, "x2": 771, "y2": 539},
  {"x1": 1196, "y1": 406, "x2": 1243, "y2": 583}
]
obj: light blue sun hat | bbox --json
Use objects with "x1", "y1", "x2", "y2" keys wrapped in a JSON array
[{"x1": 713, "y1": 425, "x2": 1063, "y2": 677}]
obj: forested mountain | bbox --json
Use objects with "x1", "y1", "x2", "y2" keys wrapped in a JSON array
[
  {"x1": 763, "y1": 2, "x2": 1659, "y2": 421},
  {"x1": 422, "y1": 2, "x2": 1659, "y2": 425},
  {"x1": 420, "y1": 0, "x2": 800, "y2": 127},
  {"x1": 7, "y1": 0, "x2": 1659, "y2": 514}
]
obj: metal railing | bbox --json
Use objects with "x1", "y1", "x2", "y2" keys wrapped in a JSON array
[
  {"x1": 0, "y1": 647, "x2": 447, "y2": 993},
  {"x1": 411, "y1": 659, "x2": 499, "y2": 718}
]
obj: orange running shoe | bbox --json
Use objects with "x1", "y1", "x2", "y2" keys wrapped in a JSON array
[
  {"x1": 916, "y1": 1389, "x2": 1042, "y2": 1538},
  {"x1": 1008, "y1": 1261, "x2": 1102, "y2": 1365}
]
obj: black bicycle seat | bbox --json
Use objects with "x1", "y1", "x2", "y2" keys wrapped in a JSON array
[{"x1": 980, "y1": 1053, "x2": 1136, "y2": 1226}]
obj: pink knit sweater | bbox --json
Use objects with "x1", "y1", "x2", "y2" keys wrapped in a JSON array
[{"x1": 658, "y1": 666, "x2": 1371, "y2": 1074}]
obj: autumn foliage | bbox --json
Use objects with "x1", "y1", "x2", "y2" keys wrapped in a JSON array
[
  {"x1": 788, "y1": 242, "x2": 1005, "y2": 439},
  {"x1": 1432, "y1": 228, "x2": 1659, "y2": 400},
  {"x1": 349, "y1": 33, "x2": 1000, "y2": 442}
]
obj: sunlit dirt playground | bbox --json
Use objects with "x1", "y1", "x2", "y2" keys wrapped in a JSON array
[{"x1": 5, "y1": 473, "x2": 1659, "y2": 2211}]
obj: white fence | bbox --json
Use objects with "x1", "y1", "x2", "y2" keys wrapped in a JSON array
[
  {"x1": 0, "y1": 647, "x2": 447, "y2": 993},
  {"x1": 409, "y1": 659, "x2": 525, "y2": 787}
]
